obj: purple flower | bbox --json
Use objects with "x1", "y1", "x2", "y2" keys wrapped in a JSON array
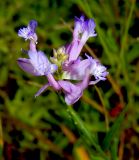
[
  {"x1": 67, "y1": 16, "x2": 97, "y2": 62},
  {"x1": 18, "y1": 50, "x2": 60, "y2": 98},
  {"x1": 62, "y1": 54, "x2": 108, "y2": 85},
  {"x1": 17, "y1": 17, "x2": 109, "y2": 106},
  {"x1": 18, "y1": 20, "x2": 57, "y2": 76},
  {"x1": 18, "y1": 20, "x2": 60, "y2": 99},
  {"x1": 43, "y1": 74, "x2": 89, "y2": 105},
  {"x1": 18, "y1": 20, "x2": 38, "y2": 43}
]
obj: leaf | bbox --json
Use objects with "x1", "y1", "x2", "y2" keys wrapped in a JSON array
[
  {"x1": 127, "y1": 43, "x2": 139, "y2": 63},
  {"x1": 102, "y1": 107, "x2": 128, "y2": 150}
]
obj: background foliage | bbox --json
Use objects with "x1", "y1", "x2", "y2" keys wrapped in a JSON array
[{"x1": 0, "y1": 0, "x2": 139, "y2": 159}]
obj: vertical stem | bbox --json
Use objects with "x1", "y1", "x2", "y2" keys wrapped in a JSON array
[
  {"x1": 95, "y1": 86, "x2": 109, "y2": 131},
  {"x1": 120, "y1": 0, "x2": 135, "y2": 83},
  {"x1": 111, "y1": 138, "x2": 119, "y2": 160},
  {"x1": 0, "y1": 118, "x2": 3, "y2": 158},
  {"x1": 67, "y1": 105, "x2": 109, "y2": 160},
  {"x1": 120, "y1": 0, "x2": 135, "y2": 57},
  {"x1": 118, "y1": 132, "x2": 125, "y2": 160}
]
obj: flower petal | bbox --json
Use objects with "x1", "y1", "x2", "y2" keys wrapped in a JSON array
[
  {"x1": 29, "y1": 20, "x2": 38, "y2": 32},
  {"x1": 28, "y1": 50, "x2": 55, "y2": 76},
  {"x1": 18, "y1": 20, "x2": 38, "y2": 42},
  {"x1": 59, "y1": 73, "x2": 89, "y2": 105},
  {"x1": 58, "y1": 81, "x2": 72, "y2": 93},
  {"x1": 68, "y1": 40, "x2": 79, "y2": 62},
  {"x1": 17, "y1": 58, "x2": 40, "y2": 76},
  {"x1": 89, "y1": 79, "x2": 100, "y2": 85},
  {"x1": 35, "y1": 83, "x2": 50, "y2": 97},
  {"x1": 63, "y1": 58, "x2": 91, "y2": 80},
  {"x1": 59, "y1": 80, "x2": 82, "y2": 105},
  {"x1": 74, "y1": 15, "x2": 85, "y2": 39},
  {"x1": 84, "y1": 19, "x2": 97, "y2": 37}
]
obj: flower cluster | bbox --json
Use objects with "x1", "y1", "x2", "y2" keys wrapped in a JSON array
[{"x1": 17, "y1": 16, "x2": 108, "y2": 105}]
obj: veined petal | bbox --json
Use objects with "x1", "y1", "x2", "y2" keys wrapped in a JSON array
[
  {"x1": 68, "y1": 40, "x2": 79, "y2": 62},
  {"x1": 17, "y1": 58, "x2": 40, "y2": 76},
  {"x1": 73, "y1": 15, "x2": 85, "y2": 39},
  {"x1": 62, "y1": 58, "x2": 91, "y2": 80},
  {"x1": 58, "y1": 81, "x2": 73, "y2": 93},
  {"x1": 74, "y1": 16, "x2": 97, "y2": 40},
  {"x1": 78, "y1": 19, "x2": 97, "y2": 52},
  {"x1": 67, "y1": 16, "x2": 97, "y2": 62},
  {"x1": 28, "y1": 50, "x2": 56, "y2": 76}
]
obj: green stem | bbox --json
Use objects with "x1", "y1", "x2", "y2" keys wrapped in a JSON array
[
  {"x1": 0, "y1": 118, "x2": 3, "y2": 158},
  {"x1": 111, "y1": 138, "x2": 119, "y2": 160},
  {"x1": 120, "y1": 0, "x2": 135, "y2": 83},
  {"x1": 120, "y1": 0, "x2": 135, "y2": 57},
  {"x1": 95, "y1": 86, "x2": 109, "y2": 131},
  {"x1": 67, "y1": 105, "x2": 109, "y2": 160}
]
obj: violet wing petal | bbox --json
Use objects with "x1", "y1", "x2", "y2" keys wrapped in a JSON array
[
  {"x1": 28, "y1": 50, "x2": 52, "y2": 75},
  {"x1": 58, "y1": 80, "x2": 72, "y2": 93},
  {"x1": 37, "y1": 51, "x2": 51, "y2": 71},
  {"x1": 68, "y1": 40, "x2": 79, "y2": 62},
  {"x1": 35, "y1": 83, "x2": 50, "y2": 97},
  {"x1": 63, "y1": 58, "x2": 91, "y2": 80},
  {"x1": 65, "y1": 89, "x2": 82, "y2": 105},
  {"x1": 70, "y1": 59, "x2": 91, "y2": 80},
  {"x1": 17, "y1": 58, "x2": 40, "y2": 76},
  {"x1": 58, "y1": 80, "x2": 83, "y2": 105}
]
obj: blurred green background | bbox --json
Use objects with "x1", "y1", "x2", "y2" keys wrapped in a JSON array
[{"x1": 0, "y1": 0, "x2": 139, "y2": 159}]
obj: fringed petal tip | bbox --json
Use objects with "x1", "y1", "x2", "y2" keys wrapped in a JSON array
[
  {"x1": 73, "y1": 15, "x2": 97, "y2": 42},
  {"x1": 18, "y1": 20, "x2": 38, "y2": 42}
]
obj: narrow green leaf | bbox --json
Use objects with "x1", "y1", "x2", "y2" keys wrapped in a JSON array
[
  {"x1": 110, "y1": 138, "x2": 119, "y2": 160},
  {"x1": 127, "y1": 43, "x2": 139, "y2": 63},
  {"x1": 0, "y1": 118, "x2": 3, "y2": 158}
]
